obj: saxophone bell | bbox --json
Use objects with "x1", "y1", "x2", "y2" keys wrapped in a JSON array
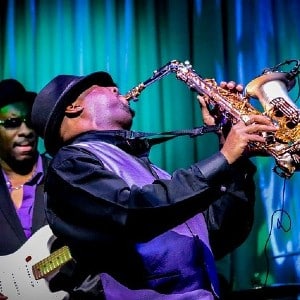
[{"x1": 245, "y1": 62, "x2": 300, "y2": 128}]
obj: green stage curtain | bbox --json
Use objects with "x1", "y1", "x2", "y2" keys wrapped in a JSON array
[{"x1": 1, "y1": 0, "x2": 300, "y2": 293}]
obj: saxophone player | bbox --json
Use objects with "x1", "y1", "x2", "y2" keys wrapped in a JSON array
[{"x1": 30, "y1": 71, "x2": 277, "y2": 300}]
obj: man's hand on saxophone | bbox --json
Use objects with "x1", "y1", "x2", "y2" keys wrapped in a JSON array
[{"x1": 197, "y1": 81, "x2": 278, "y2": 165}]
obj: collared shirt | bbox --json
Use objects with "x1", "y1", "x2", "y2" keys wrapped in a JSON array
[{"x1": 2, "y1": 155, "x2": 44, "y2": 238}]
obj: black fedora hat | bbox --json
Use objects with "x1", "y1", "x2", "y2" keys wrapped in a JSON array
[
  {"x1": 31, "y1": 71, "x2": 117, "y2": 156},
  {"x1": 0, "y1": 78, "x2": 37, "y2": 108}
]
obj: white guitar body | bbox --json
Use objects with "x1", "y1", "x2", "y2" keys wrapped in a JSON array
[{"x1": 0, "y1": 225, "x2": 69, "y2": 299}]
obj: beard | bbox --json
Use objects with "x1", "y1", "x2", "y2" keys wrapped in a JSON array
[
  {"x1": 119, "y1": 102, "x2": 135, "y2": 130},
  {"x1": 122, "y1": 102, "x2": 135, "y2": 118},
  {"x1": 5, "y1": 151, "x2": 38, "y2": 174}
]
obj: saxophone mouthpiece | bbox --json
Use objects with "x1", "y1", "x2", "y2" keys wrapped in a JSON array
[{"x1": 124, "y1": 83, "x2": 145, "y2": 102}]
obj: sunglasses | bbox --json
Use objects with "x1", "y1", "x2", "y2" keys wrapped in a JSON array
[{"x1": 0, "y1": 117, "x2": 32, "y2": 129}]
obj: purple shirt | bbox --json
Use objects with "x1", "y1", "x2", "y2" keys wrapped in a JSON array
[{"x1": 2, "y1": 155, "x2": 44, "y2": 238}]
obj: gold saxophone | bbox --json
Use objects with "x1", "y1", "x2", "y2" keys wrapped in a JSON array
[{"x1": 124, "y1": 59, "x2": 300, "y2": 178}]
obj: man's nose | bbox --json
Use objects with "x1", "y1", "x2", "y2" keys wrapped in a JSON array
[{"x1": 18, "y1": 121, "x2": 35, "y2": 134}]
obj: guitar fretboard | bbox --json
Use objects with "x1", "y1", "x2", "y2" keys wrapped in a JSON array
[{"x1": 32, "y1": 246, "x2": 73, "y2": 280}]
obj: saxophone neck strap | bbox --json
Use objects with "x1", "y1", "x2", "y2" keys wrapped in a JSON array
[
  {"x1": 134, "y1": 124, "x2": 221, "y2": 147},
  {"x1": 65, "y1": 126, "x2": 221, "y2": 156}
]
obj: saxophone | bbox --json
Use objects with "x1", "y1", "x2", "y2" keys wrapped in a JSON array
[{"x1": 124, "y1": 59, "x2": 300, "y2": 178}]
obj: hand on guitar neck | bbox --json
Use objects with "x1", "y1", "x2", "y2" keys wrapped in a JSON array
[{"x1": 0, "y1": 225, "x2": 72, "y2": 299}]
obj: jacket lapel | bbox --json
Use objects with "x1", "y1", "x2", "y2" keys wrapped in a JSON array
[
  {"x1": 31, "y1": 155, "x2": 49, "y2": 233},
  {"x1": 0, "y1": 171, "x2": 27, "y2": 243}
]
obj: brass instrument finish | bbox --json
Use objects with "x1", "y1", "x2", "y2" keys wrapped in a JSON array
[{"x1": 125, "y1": 60, "x2": 300, "y2": 178}]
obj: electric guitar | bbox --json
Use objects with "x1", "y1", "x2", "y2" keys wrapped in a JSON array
[{"x1": 0, "y1": 225, "x2": 72, "y2": 299}]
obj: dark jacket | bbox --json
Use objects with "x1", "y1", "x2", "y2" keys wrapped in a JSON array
[
  {"x1": 46, "y1": 130, "x2": 256, "y2": 299},
  {"x1": 0, "y1": 154, "x2": 50, "y2": 255}
]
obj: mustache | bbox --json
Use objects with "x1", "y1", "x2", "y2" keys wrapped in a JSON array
[{"x1": 14, "y1": 138, "x2": 36, "y2": 147}]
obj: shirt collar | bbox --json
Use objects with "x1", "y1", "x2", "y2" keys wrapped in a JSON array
[
  {"x1": 1, "y1": 154, "x2": 44, "y2": 186},
  {"x1": 32, "y1": 154, "x2": 44, "y2": 184}
]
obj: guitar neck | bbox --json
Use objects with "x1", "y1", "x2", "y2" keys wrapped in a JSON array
[{"x1": 32, "y1": 245, "x2": 73, "y2": 280}]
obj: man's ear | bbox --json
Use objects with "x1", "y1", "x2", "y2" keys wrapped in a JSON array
[{"x1": 65, "y1": 104, "x2": 84, "y2": 117}]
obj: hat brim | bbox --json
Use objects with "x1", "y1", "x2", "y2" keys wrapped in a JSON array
[
  {"x1": 44, "y1": 71, "x2": 116, "y2": 156},
  {"x1": 0, "y1": 78, "x2": 37, "y2": 108},
  {"x1": 0, "y1": 91, "x2": 37, "y2": 108},
  {"x1": 25, "y1": 91, "x2": 37, "y2": 104}
]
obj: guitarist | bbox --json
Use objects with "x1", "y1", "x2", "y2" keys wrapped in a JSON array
[{"x1": 0, "y1": 79, "x2": 50, "y2": 299}]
